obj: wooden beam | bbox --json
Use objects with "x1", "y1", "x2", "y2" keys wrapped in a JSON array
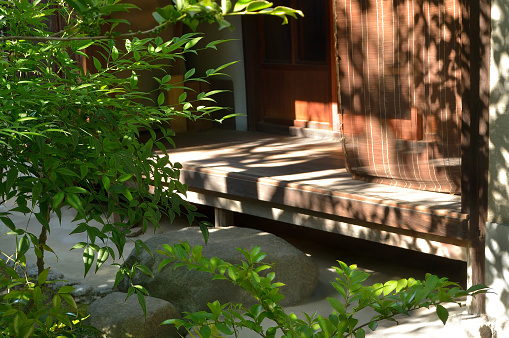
[
  {"x1": 180, "y1": 166, "x2": 469, "y2": 243},
  {"x1": 187, "y1": 189, "x2": 468, "y2": 261}
]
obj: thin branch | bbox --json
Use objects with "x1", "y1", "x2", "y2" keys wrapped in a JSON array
[{"x1": 0, "y1": 21, "x2": 171, "y2": 42}]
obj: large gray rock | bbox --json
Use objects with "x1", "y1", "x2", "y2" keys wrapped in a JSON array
[
  {"x1": 118, "y1": 226, "x2": 319, "y2": 313},
  {"x1": 87, "y1": 292, "x2": 181, "y2": 338}
]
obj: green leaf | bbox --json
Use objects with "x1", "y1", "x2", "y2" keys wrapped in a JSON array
[
  {"x1": 41, "y1": 244, "x2": 58, "y2": 260},
  {"x1": 199, "y1": 221, "x2": 210, "y2": 244},
  {"x1": 55, "y1": 167, "x2": 79, "y2": 177},
  {"x1": 102, "y1": 176, "x2": 110, "y2": 191},
  {"x1": 60, "y1": 293, "x2": 77, "y2": 310},
  {"x1": 38, "y1": 268, "x2": 50, "y2": 285},
  {"x1": 137, "y1": 290, "x2": 147, "y2": 318},
  {"x1": 95, "y1": 247, "x2": 110, "y2": 272},
  {"x1": 71, "y1": 242, "x2": 88, "y2": 250},
  {"x1": 467, "y1": 284, "x2": 488, "y2": 293},
  {"x1": 200, "y1": 326, "x2": 212, "y2": 338},
  {"x1": 184, "y1": 68, "x2": 195, "y2": 80},
  {"x1": 76, "y1": 40, "x2": 94, "y2": 51},
  {"x1": 20, "y1": 321, "x2": 35, "y2": 338},
  {"x1": 32, "y1": 182, "x2": 42, "y2": 201},
  {"x1": 35, "y1": 211, "x2": 50, "y2": 231},
  {"x1": 205, "y1": 61, "x2": 237, "y2": 77},
  {"x1": 383, "y1": 280, "x2": 398, "y2": 296},
  {"x1": 130, "y1": 71, "x2": 138, "y2": 88},
  {"x1": 436, "y1": 304, "x2": 449, "y2": 325},
  {"x1": 53, "y1": 294, "x2": 61, "y2": 310},
  {"x1": 205, "y1": 39, "x2": 228, "y2": 50},
  {"x1": 158, "y1": 258, "x2": 174, "y2": 272},
  {"x1": 113, "y1": 269, "x2": 126, "y2": 289},
  {"x1": 178, "y1": 91, "x2": 187, "y2": 104},
  {"x1": 0, "y1": 216, "x2": 16, "y2": 231},
  {"x1": 53, "y1": 191, "x2": 65, "y2": 210},
  {"x1": 216, "y1": 322, "x2": 233, "y2": 335},
  {"x1": 6, "y1": 167, "x2": 18, "y2": 193},
  {"x1": 17, "y1": 235, "x2": 30, "y2": 259},
  {"x1": 33, "y1": 286, "x2": 42, "y2": 303},
  {"x1": 5, "y1": 266, "x2": 19, "y2": 279},
  {"x1": 158, "y1": 92, "x2": 165, "y2": 106},
  {"x1": 317, "y1": 316, "x2": 333, "y2": 337},
  {"x1": 58, "y1": 285, "x2": 75, "y2": 294},
  {"x1": 233, "y1": 0, "x2": 253, "y2": 11},
  {"x1": 111, "y1": 45, "x2": 119, "y2": 60},
  {"x1": 66, "y1": 0, "x2": 88, "y2": 14},
  {"x1": 6, "y1": 229, "x2": 24, "y2": 236},
  {"x1": 123, "y1": 189, "x2": 133, "y2": 201},
  {"x1": 34, "y1": 246, "x2": 43, "y2": 259},
  {"x1": 396, "y1": 279, "x2": 408, "y2": 293},
  {"x1": 153, "y1": 11, "x2": 165, "y2": 24},
  {"x1": 118, "y1": 174, "x2": 133, "y2": 182},
  {"x1": 327, "y1": 297, "x2": 346, "y2": 315},
  {"x1": 246, "y1": 1, "x2": 273, "y2": 12},
  {"x1": 368, "y1": 321, "x2": 378, "y2": 331},
  {"x1": 227, "y1": 267, "x2": 237, "y2": 281},
  {"x1": 64, "y1": 186, "x2": 89, "y2": 194},
  {"x1": 135, "y1": 264, "x2": 154, "y2": 278},
  {"x1": 135, "y1": 239, "x2": 153, "y2": 259},
  {"x1": 355, "y1": 328, "x2": 366, "y2": 338},
  {"x1": 93, "y1": 56, "x2": 102, "y2": 71},
  {"x1": 66, "y1": 193, "x2": 84, "y2": 214},
  {"x1": 217, "y1": 19, "x2": 231, "y2": 30},
  {"x1": 83, "y1": 246, "x2": 94, "y2": 277},
  {"x1": 55, "y1": 313, "x2": 72, "y2": 329},
  {"x1": 184, "y1": 37, "x2": 202, "y2": 50},
  {"x1": 80, "y1": 164, "x2": 88, "y2": 179}
]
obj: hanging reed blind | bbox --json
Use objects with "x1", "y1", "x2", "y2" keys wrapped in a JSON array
[{"x1": 336, "y1": 0, "x2": 462, "y2": 193}]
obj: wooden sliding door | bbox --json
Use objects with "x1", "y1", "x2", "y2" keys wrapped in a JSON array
[{"x1": 243, "y1": 0, "x2": 336, "y2": 131}]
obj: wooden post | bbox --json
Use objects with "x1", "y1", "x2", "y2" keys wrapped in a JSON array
[
  {"x1": 461, "y1": 0, "x2": 490, "y2": 315},
  {"x1": 214, "y1": 208, "x2": 234, "y2": 228}
]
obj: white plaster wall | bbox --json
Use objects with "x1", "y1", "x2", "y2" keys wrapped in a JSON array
[
  {"x1": 185, "y1": 16, "x2": 248, "y2": 131},
  {"x1": 487, "y1": 1, "x2": 509, "y2": 320},
  {"x1": 486, "y1": 222, "x2": 509, "y2": 319}
]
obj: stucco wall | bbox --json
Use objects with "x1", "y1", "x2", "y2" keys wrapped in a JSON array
[
  {"x1": 489, "y1": 2, "x2": 509, "y2": 225},
  {"x1": 487, "y1": 0, "x2": 509, "y2": 320}
]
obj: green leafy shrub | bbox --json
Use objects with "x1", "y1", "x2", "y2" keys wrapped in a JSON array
[
  {"x1": 0, "y1": 0, "x2": 303, "y2": 332},
  {"x1": 157, "y1": 243, "x2": 488, "y2": 338},
  {"x1": 0, "y1": 0, "x2": 222, "y2": 279},
  {"x1": 0, "y1": 0, "x2": 302, "y2": 279}
]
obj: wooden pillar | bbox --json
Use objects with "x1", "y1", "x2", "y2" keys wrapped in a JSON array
[
  {"x1": 214, "y1": 208, "x2": 234, "y2": 228},
  {"x1": 461, "y1": 0, "x2": 490, "y2": 315}
]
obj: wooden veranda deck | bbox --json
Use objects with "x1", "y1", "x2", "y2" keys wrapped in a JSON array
[{"x1": 164, "y1": 129, "x2": 469, "y2": 261}]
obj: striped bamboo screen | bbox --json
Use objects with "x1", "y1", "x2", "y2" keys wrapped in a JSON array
[{"x1": 336, "y1": 0, "x2": 462, "y2": 194}]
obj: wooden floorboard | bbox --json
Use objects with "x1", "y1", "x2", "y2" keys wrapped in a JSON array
[{"x1": 161, "y1": 129, "x2": 469, "y2": 259}]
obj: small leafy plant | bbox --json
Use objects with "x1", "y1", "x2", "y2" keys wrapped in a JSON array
[
  {"x1": 157, "y1": 243, "x2": 488, "y2": 338},
  {"x1": 0, "y1": 258, "x2": 97, "y2": 337}
]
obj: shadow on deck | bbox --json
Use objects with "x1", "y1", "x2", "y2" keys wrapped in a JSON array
[{"x1": 163, "y1": 129, "x2": 469, "y2": 261}]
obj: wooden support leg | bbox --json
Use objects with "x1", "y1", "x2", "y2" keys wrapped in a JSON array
[
  {"x1": 214, "y1": 208, "x2": 234, "y2": 228},
  {"x1": 467, "y1": 235, "x2": 486, "y2": 314}
]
